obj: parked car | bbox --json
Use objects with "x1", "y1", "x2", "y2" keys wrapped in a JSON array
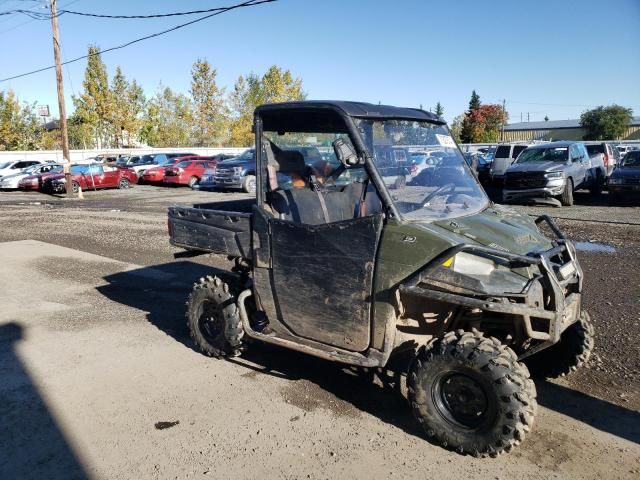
[
  {"x1": 48, "y1": 164, "x2": 137, "y2": 193},
  {"x1": 0, "y1": 160, "x2": 45, "y2": 179},
  {"x1": 374, "y1": 145, "x2": 413, "y2": 188},
  {"x1": 616, "y1": 145, "x2": 637, "y2": 159},
  {"x1": 212, "y1": 149, "x2": 256, "y2": 193},
  {"x1": 0, "y1": 163, "x2": 62, "y2": 190},
  {"x1": 608, "y1": 150, "x2": 640, "y2": 204},
  {"x1": 163, "y1": 158, "x2": 218, "y2": 187},
  {"x1": 19, "y1": 165, "x2": 67, "y2": 191},
  {"x1": 145, "y1": 155, "x2": 227, "y2": 184},
  {"x1": 489, "y1": 143, "x2": 530, "y2": 182},
  {"x1": 503, "y1": 141, "x2": 606, "y2": 206},
  {"x1": 584, "y1": 141, "x2": 620, "y2": 177}
]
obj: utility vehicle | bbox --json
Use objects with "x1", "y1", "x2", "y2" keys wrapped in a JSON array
[{"x1": 168, "y1": 101, "x2": 594, "y2": 457}]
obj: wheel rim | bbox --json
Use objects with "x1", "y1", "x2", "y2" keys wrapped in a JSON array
[
  {"x1": 119, "y1": 179, "x2": 128, "y2": 188},
  {"x1": 247, "y1": 178, "x2": 256, "y2": 193},
  {"x1": 432, "y1": 371, "x2": 489, "y2": 429},
  {"x1": 189, "y1": 177, "x2": 198, "y2": 187},
  {"x1": 198, "y1": 300, "x2": 224, "y2": 345}
]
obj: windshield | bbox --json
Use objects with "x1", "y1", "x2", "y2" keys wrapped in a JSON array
[
  {"x1": 622, "y1": 151, "x2": 640, "y2": 166},
  {"x1": 233, "y1": 149, "x2": 255, "y2": 162},
  {"x1": 356, "y1": 119, "x2": 488, "y2": 221},
  {"x1": 515, "y1": 147, "x2": 568, "y2": 163},
  {"x1": 71, "y1": 165, "x2": 91, "y2": 174}
]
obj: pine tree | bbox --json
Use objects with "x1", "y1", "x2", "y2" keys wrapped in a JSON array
[
  {"x1": 72, "y1": 46, "x2": 114, "y2": 148},
  {"x1": 434, "y1": 102, "x2": 444, "y2": 117},
  {"x1": 469, "y1": 90, "x2": 481, "y2": 111}
]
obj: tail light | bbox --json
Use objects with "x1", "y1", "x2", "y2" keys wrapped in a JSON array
[
  {"x1": 409, "y1": 164, "x2": 418, "y2": 174},
  {"x1": 603, "y1": 152, "x2": 609, "y2": 168}
]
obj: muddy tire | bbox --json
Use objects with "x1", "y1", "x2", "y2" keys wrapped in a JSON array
[
  {"x1": 525, "y1": 310, "x2": 594, "y2": 379},
  {"x1": 408, "y1": 329, "x2": 537, "y2": 457},
  {"x1": 559, "y1": 178, "x2": 574, "y2": 206},
  {"x1": 242, "y1": 175, "x2": 256, "y2": 194},
  {"x1": 185, "y1": 276, "x2": 244, "y2": 358}
]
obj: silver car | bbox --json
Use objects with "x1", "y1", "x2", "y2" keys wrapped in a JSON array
[{"x1": 0, "y1": 162, "x2": 60, "y2": 190}]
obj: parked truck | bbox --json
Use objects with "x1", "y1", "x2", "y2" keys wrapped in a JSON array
[
  {"x1": 503, "y1": 141, "x2": 606, "y2": 206},
  {"x1": 168, "y1": 101, "x2": 594, "y2": 457}
]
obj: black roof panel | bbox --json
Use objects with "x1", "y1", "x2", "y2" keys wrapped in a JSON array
[{"x1": 255, "y1": 100, "x2": 444, "y2": 123}]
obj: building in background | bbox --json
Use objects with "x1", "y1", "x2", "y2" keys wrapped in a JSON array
[{"x1": 503, "y1": 117, "x2": 640, "y2": 142}]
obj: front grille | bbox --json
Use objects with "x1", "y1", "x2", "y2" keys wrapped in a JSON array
[{"x1": 504, "y1": 172, "x2": 548, "y2": 189}]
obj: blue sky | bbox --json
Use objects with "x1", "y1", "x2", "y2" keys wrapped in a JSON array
[{"x1": 0, "y1": 0, "x2": 638, "y2": 123}]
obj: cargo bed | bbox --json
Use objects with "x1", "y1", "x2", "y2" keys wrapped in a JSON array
[{"x1": 168, "y1": 198, "x2": 254, "y2": 259}]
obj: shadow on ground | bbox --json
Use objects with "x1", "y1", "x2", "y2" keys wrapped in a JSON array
[
  {"x1": 0, "y1": 322, "x2": 90, "y2": 480},
  {"x1": 98, "y1": 260, "x2": 640, "y2": 446}
]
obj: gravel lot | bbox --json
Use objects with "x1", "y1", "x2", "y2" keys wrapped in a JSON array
[{"x1": 0, "y1": 185, "x2": 638, "y2": 479}]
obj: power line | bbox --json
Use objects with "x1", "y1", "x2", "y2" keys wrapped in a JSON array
[
  {"x1": 0, "y1": 1, "x2": 276, "y2": 20},
  {"x1": 0, "y1": 0, "x2": 276, "y2": 83}
]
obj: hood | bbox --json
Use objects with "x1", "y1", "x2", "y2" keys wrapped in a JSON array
[
  {"x1": 433, "y1": 204, "x2": 553, "y2": 256},
  {"x1": 0, "y1": 171, "x2": 27, "y2": 180},
  {"x1": 612, "y1": 166, "x2": 640, "y2": 177},
  {"x1": 507, "y1": 160, "x2": 568, "y2": 174},
  {"x1": 218, "y1": 157, "x2": 254, "y2": 168}
]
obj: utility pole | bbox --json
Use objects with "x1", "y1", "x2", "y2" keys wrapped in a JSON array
[
  {"x1": 50, "y1": 0, "x2": 72, "y2": 196},
  {"x1": 501, "y1": 99, "x2": 506, "y2": 142},
  {"x1": 527, "y1": 112, "x2": 530, "y2": 122}
]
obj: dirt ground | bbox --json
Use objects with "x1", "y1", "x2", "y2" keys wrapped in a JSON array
[{"x1": 0, "y1": 186, "x2": 638, "y2": 479}]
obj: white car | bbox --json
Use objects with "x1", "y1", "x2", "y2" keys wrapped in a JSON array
[
  {"x1": 0, "y1": 160, "x2": 45, "y2": 179},
  {"x1": 0, "y1": 163, "x2": 63, "y2": 190}
]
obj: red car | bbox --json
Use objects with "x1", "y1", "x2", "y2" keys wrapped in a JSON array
[
  {"x1": 163, "y1": 159, "x2": 218, "y2": 187},
  {"x1": 141, "y1": 155, "x2": 201, "y2": 184},
  {"x1": 48, "y1": 164, "x2": 138, "y2": 193},
  {"x1": 17, "y1": 164, "x2": 65, "y2": 191}
]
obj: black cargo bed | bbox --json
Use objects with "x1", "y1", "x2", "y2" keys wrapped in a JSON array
[{"x1": 168, "y1": 198, "x2": 254, "y2": 259}]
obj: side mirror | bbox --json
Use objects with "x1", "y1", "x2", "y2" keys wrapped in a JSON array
[{"x1": 332, "y1": 138, "x2": 359, "y2": 166}]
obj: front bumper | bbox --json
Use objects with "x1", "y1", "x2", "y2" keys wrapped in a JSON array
[
  {"x1": 399, "y1": 215, "x2": 583, "y2": 359},
  {"x1": 503, "y1": 184, "x2": 565, "y2": 202}
]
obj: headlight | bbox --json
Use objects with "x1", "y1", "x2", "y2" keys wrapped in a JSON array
[
  {"x1": 608, "y1": 178, "x2": 623, "y2": 185},
  {"x1": 443, "y1": 252, "x2": 495, "y2": 276},
  {"x1": 544, "y1": 172, "x2": 563, "y2": 178}
]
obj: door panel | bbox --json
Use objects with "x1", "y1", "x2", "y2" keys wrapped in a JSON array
[{"x1": 269, "y1": 214, "x2": 383, "y2": 351}]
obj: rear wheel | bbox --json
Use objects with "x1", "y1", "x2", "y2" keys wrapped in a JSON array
[
  {"x1": 408, "y1": 330, "x2": 536, "y2": 457},
  {"x1": 186, "y1": 276, "x2": 244, "y2": 358},
  {"x1": 559, "y1": 178, "x2": 574, "y2": 206},
  {"x1": 242, "y1": 175, "x2": 256, "y2": 194},
  {"x1": 118, "y1": 178, "x2": 131, "y2": 189},
  {"x1": 525, "y1": 310, "x2": 594, "y2": 378},
  {"x1": 589, "y1": 173, "x2": 603, "y2": 196},
  {"x1": 71, "y1": 181, "x2": 79, "y2": 194},
  {"x1": 188, "y1": 176, "x2": 199, "y2": 188}
]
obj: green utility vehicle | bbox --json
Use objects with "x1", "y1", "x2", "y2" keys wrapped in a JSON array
[{"x1": 168, "y1": 101, "x2": 594, "y2": 456}]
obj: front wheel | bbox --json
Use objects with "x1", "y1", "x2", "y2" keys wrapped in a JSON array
[
  {"x1": 118, "y1": 178, "x2": 131, "y2": 189},
  {"x1": 408, "y1": 330, "x2": 537, "y2": 457},
  {"x1": 242, "y1": 175, "x2": 256, "y2": 194},
  {"x1": 559, "y1": 178, "x2": 574, "y2": 206},
  {"x1": 525, "y1": 310, "x2": 595, "y2": 378}
]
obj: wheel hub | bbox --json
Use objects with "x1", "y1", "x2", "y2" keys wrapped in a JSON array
[
  {"x1": 198, "y1": 301, "x2": 224, "y2": 344},
  {"x1": 434, "y1": 372, "x2": 489, "y2": 429}
]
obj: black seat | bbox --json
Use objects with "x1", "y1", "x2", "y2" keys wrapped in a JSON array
[{"x1": 266, "y1": 144, "x2": 380, "y2": 224}]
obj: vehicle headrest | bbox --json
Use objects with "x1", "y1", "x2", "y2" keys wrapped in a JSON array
[{"x1": 273, "y1": 150, "x2": 307, "y2": 177}]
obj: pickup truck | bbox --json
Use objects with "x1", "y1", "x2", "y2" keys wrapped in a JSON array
[
  {"x1": 167, "y1": 100, "x2": 594, "y2": 457},
  {"x1": 503, "y1": 141, "x2": 606, "y2": 206},
  {"x1": 211, "y1": 149, "x2": 256, "y2": 193}
]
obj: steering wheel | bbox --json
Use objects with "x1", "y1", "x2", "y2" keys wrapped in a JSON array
[{"x1": 420, "y1": 183, "x2": 456, "y2": 207}]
